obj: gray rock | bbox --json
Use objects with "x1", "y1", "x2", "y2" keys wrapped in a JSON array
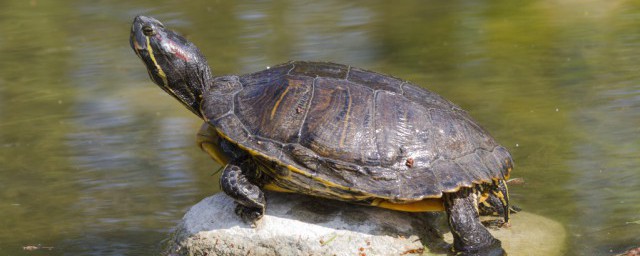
[{"x1": 165, "y1": 192, "x2": 565, "y2": 256}]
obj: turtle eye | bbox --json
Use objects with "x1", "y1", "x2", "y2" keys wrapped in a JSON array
[{"x1": 142, "y1": 26, "x2": 156, "y2": 36}]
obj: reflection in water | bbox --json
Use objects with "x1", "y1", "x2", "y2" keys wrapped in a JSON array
[
  {"x1": 65, "y1": 95, "x2": 204, "y2": 254},
  {"x1": 570, "y1": 76, "x2": 640, "y2": 252},
  {"x1": 0, "y1": 0, "x2": 639, "y2": 255},
  {"x1": 234, "y1": 1, "x2": 376, "y2": 72},
  {"x1": 551, "y1": 3, "x2": 640, "y2": 252}
]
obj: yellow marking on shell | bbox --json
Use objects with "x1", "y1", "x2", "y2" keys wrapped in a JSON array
[
  {"x1": 196, "y1": 124, "x2": 230, "y2": 166},
  {"x1": 214, "y1": 128, "x2": 373, "y2": 200},
  {"x1": 209, "y1": 124, "x2": 494, "y2": 203},
  {"x1": 145, "y1": 36, "x2": 169, "y2": 87},
  {"x1": 504, "y1": 159, "x2": 512, "y2": 179},
  {"x1": 263, "y1": 183, "x2": 295, "y2": 193},
  {"x1": 199, "y1": 142, "x2": 229, "y2": 166},
  {"x1": 371, "y1": 198, "x2": 445, "y2": 212},
  {"x1": 338, "y1": 88, "x2": 352, "y2": 148},
  {"x1": 270, "y1": 85, "x2": 291, "y2": 120}
]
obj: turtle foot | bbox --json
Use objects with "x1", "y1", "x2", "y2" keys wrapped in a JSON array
[
  {"x1": 234, "y1": 204, "x2": 263, "y2": 227},
  {"x1": 481, "y1": 219, "x2": 511, "y2": 230},
  {"x1": 453, "y1": 238, "x2": 505, "y2": 256}
]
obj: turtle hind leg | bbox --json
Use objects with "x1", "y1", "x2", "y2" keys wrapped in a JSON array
[
  {"x1": 444, "y1": 188, "x2": 505, "y2": 256},
  {"x1": 479, "y1": 180, "x2": 520, "y2": 229},
  {"x1": 220, "y1": 162, "x2": 266, "y2": 226}
]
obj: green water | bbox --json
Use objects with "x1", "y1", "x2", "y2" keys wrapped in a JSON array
[{"x1": 1, "y1": 1, "x2": 638, "y2": 255}]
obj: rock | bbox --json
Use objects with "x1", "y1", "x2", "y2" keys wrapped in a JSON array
[
  {"x1": 164, "y1": 192, "x2": 565, "y2": 256},
  {"x1": 615, "y1": 247, "x2": 640, "y2": 256}
]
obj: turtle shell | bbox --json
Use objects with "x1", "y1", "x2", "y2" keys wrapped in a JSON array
[{"x1": 201, "y1": 61, "x2": 512, "y2": 202}]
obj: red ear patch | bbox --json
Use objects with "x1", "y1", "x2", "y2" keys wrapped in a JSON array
[{"x1": 167, "y1": 40, "x2": 191, "y2": 62}]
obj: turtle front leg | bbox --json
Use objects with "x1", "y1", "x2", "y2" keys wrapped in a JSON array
[
  {"x1": 220, "y1": 162, "x2": 266, "y2": 226},
  {"x1": 444, "y1": 188, "x2": 505, "y2": 256}
]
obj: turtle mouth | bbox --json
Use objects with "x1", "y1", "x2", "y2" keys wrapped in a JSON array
[
  {"x1": 130, "y1": 25, "x2": 147, "y2": 55},
  {"x1": 130, "y1": 33, "x2": 145, "y2": 52}
]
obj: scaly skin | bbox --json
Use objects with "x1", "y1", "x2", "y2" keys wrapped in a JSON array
[{"x1": 220, "y1": 162, "x2": 266, "y2": 226}]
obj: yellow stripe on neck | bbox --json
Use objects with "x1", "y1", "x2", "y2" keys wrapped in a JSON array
[{"x1": 145, "y1": 36, "x2": 169, "y2": 87}]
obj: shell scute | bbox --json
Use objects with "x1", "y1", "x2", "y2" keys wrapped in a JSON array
[{"x1": 207, "y1": 61, "x2": 512, "y2": 200}]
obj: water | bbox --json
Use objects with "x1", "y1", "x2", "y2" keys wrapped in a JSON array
[{"x1": 1, "y1": 1, "x2": 638, "y2": 255}]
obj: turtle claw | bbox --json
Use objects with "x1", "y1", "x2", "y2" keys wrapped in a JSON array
[
  {"x1": 235, "y1": 204, "x2": 264, "y2": 227},
  {"x1": 482, "y1": 219, "x2": 509, "y2": 230}
]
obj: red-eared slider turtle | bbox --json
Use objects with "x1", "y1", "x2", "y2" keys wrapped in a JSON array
[{"x1": 130, "y1": 16, "x2": 513, "y2": 255}]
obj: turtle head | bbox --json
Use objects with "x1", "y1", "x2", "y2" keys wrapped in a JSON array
[{"x1": 130, "y1": 15, "x2": 212, "y2": 117}]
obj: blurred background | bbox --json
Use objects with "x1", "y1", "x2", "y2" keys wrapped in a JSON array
[{"x1": 0, "y1": 0, "x2": 638, "y2": 255}]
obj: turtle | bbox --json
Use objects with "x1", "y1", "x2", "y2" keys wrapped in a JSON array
[{"x1": 130, "y1": 15, "x2": 514, "y2": 255}]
